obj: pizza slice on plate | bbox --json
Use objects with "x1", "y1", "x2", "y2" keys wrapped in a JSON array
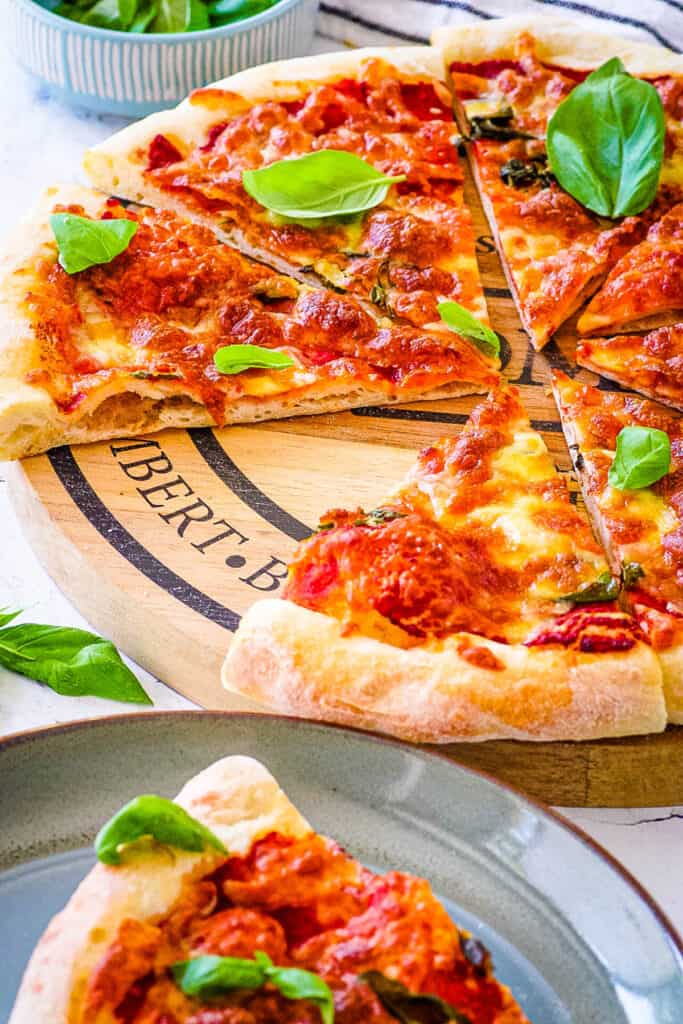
[
  {"x1": 10, "y1": 755, "x2": 530, "y2": 1023},
  {"x1": 553, "y1": 371, "x2": 683, "y2": 723},
  {"x1": 223, "y1": 388, "x2": 665, "y2": 743},
  {"x1": 434, "y1": 18, "x2": 683, "y2": 349},
  {"x1": 83, "y1": 48, "x2": 489, "y2": 331},
  {"x1": 0, "y1": 185, "x2": 498, "y2": 460},
  {"x1": 575, "y1": 324, "x2": 683, "y2": 411}
]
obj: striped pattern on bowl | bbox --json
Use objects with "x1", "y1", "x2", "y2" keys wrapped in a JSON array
[{"x1": 9, "y1": 0, "x2": 320, "y2": 117}]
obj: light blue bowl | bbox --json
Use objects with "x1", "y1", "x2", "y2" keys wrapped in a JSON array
[{"x1": 8, "y1": 0, "x2": 320, "y2": 117}]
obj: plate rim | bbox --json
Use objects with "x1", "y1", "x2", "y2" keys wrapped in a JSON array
[{"x1": 2, "y1": 708, "x2": 682, "y2": 958}]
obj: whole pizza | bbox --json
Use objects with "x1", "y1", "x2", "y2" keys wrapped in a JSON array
[{"x1": 2, "y1": 16, "x2": 683, "y2": 743}]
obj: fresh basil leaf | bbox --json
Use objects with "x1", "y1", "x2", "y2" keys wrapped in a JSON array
[
  {"x1": 96, "y1": 794, "x2": 227, "y2": 865},
  {"x1": 547, "y1": 58, "x2": 665, "y2": 217},
  {"x1": 129, "y1": 0, "x2": 158, "y2": 30},
  {"x1": 622, "y1": 561, "x2": 645, "y2": 590},
  {"x1": 172, "y1": 955, "x2": 265, "y2": 997},
  {"x1": 361, "y1": 971, "x2": 471, "y2": 1024},
  {"x1": 209, "y1": 0, "x2": 274, "y2": 22},
  {"x1": 437, "y1": 301, "x2": 500, "y2": 357},
  {"x1": 214, "y1": 344, "x2": 295, "y2": 375},
  {"x1": 50, "y1": 213, "x2": 137, "y2": 274},
  {"x1": 0, "y1": 607, "x2": 23, "y2": 628},
  {"x1": 608, "y1": 426, "x2": 671, "y2": 490},
  {"x1": 0, "y1": 618, "x2": 151, "y2": 704},
  {"x1": 187, "y1": 0, "x2": 209, "y2": 29},
  {"x1": 242, "y1": 151, "x2": 406, "y2": 221},
  {"x1": 150, "y1": 0, "x2": 190, "y2": 32},
  {"x1": 561, "y1": 571, "x2": 619, "y2": 605},
  {"x1": 80, "y1": 0, "x2": 138, "y2": 29},
  {"x1": 354, "y1": 508, "x2": 406, "y2": 528},
  {"x1": 265, "y1": 963, "x2": 335, "y2": 1024}
]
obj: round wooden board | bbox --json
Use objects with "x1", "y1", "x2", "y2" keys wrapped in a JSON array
[{"x1": 7, "y1": 169, "x2": 683, "y2": 807}]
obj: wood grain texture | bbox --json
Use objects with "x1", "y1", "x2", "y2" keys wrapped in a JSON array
[{"x1": 7, "y1": 159, "x2": 682, "y2": 807}]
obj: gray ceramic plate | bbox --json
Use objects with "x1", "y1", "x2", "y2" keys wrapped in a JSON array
[{"x1": 1, "y1": 712, "x2": 681, "y2": 1022}]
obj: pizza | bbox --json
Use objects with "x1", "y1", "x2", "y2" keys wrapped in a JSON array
[
  {"x1": 9, "y1": 755, "x2": 530, "y2": 1023},
  {"x1": 0, "y1": 185, "x2": 498, "y2": 461},
  {"x1": 435, "y1": 18, "x2": 683, "y2": 348},
  {"x1": 222, "y1": 387, "x2": 665, "y2": 743},
  {"x1": 576, "y1": 324, "x2": 683, "y2": 411},
  {"x1": 83, "y1": 48, "x2": 489, "y2": 331},
  {"x1": 553, "y1": 371, "x2": 683, "y2": 723}
]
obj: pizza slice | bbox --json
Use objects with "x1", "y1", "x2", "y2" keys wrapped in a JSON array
[
  {"x1": 434, "y1": 18, "x2": 683, "y2": 348},
  {"x1": 576, "y1": 324, "x2": 683, "y2": 411},
  {"x1": 223, "y1": 388, "x2": 665, "y2": 742},
  {"x1": 553, "y1": 371, "x2": 683, "y2": 722},
  {"x1": 0, "y1": 185, "x2": 498, "y2": 461},
  {"x1": 10, "y1": 755, "x2": 530, "y2": 1023},
  {"x1": 83, "y1": 48, "x2": 488, "y2": 331}
]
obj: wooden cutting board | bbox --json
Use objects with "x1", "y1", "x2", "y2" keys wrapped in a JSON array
[{"x1": 7, "y1": 172, "x2": 683, "y2": 808}]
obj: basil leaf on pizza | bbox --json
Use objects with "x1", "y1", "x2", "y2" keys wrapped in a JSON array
[
  {"x1": 95, "y1": 794, "x2": 227, "y2": 865},
  {"x1": 361, "y1": 970, "x2": 472, "y2": 1024},
  {"x1": 172, "y1": 951, "x2": 334, "y2": 1022},
  {"x1": 0, "y1": 613, "x2": 151, "y2": 704},
  {"x1": 437, "y1": 301, "x2": 500, "y2": 357},
  {"x1": 547, "y1": 58, "x2": 665, "y2": 218},
  {"x1": 242, "y1": 151, "x2": 406, "y2": 221},
  {"x1": 561, "y1": 572, "x2": 619, "y2": 605},
  {"x1": 608, "y1": 426, "x2": 671, "y2": 490},
  {"x1": 50, "y1": 213, "x2": 138, "y2": 274},
  {"x1": 214, "y1": 344, "x2": 296, "y2": 375}
]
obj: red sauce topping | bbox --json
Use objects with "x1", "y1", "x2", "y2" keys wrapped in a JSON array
[
  {"x1": 525, "y1": 606, "x2": 638, "y2": 652},
  {"x1": 450, "y1": 59, "x2": 523, "y2": 79},
  {"x1": 400, "y1": 82, "x2": 452, "y2": 121},
  {"x1": 147, "y1": 133, "x2": 184, "y2": 170}
]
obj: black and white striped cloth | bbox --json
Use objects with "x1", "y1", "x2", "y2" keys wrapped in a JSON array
[{"x1": 317, "y1": 1, "x2": 683, "y2": 54}]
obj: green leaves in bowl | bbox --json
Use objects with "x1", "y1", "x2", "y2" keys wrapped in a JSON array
[
  {"x1": 437, "y1": 301, "x2": 500, "y2": 358},
  {"x1": 214, "y1": 344, "x2": 295, "y2": 375},
  {"x1": 95, "y1": 794, "x2": 227, "y2": 864},
  {"x1": 242, "y1": 151, "x2": 406, "y2": 222},
  {"x1": 608, "y1": 425, "x2": 671, "y2": 490},
  {"x1": 547, "y1": 58, "x2": 665, "y2": 218},
  {"x1": 50, "y1": 213, "x2": 138, "y2": 274},
  {"x1": 0, "y1": 608, "x2": 151, "y2": 704},
  {"x1": 40, "y1": 0, "x2": 281, "y2": 33}
]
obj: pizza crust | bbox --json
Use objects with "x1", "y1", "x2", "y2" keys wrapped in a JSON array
[
  {"x1": 9, "y1": 755, "x2": 310, "y2": 1024},
  {"x1": 221, "y1": 598, "x2": 666, "y2": 743},
  {"x1": 432, "y1": 15, "x2": 683, "y2": 77}
]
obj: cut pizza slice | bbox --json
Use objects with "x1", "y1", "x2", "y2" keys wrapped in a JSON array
[
  {"x1": 83, "y1": 48, "x2": 488, "y2": 331},
  {"x1": 576, "y1": 324, "x2": 683, "y2": 411},
  {"x1": 0, "y1": 185, "x2": 498, "y2": 460},
  {"x1": 434, "y1": 18, "x2": 683, "y2": 349},
  {"x1": 223, "y1": 388, "x2": 665, "y2": 742},
  {"x1": 553, "y1": 371, "x2": 683, "y2": 722},
  {"x1": 10, "y1": 755, "x2": 530, "y2": 1023}
]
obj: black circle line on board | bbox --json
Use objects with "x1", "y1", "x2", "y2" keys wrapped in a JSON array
[
  {"x1": 188, "y1": 428, "x2": 312, "y2": 543},
  {"x1": 47, "y1": 446, "x2": 240, "y2": 632}
]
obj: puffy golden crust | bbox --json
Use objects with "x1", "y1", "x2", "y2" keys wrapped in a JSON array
[
  {"x1": 432, "y1": 15, "x2": 683, "y2": 77},
  {"x1": 222, "y1": 598, "x2": 665, "y2": 743},
  {"x1": 9, "y1": 756, "x2": 310, "y2": 1024}
]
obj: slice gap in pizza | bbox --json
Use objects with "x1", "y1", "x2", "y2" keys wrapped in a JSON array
[
  {"x1": 82, "y1": 49, "x2": 489, "y2": 333},
  {"x1": 0, "y1": 185, "x2": 499, "y2": 460},
  {"x1": 553, "y1": 371, "x2": 683, "y2": 723},
  {"x1": 223, "y1": 387, "x2": 665, "y2": 742},
  {"x1": 434, "y1": 18, "x2": 683, "y2": 349},
  {"x1": 9, "y1": 755, "x2": 530, "y2": 1024}
]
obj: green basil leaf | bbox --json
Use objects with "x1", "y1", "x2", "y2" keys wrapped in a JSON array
[
  {"x1": 361, "y1": 971, "x2": 471, "y2": 1024},
  {"x1": 0, "y1": 619, "x2": 151, "y2": 704},
  {"x1": 547, "y1": 58, "x2": 665, "y2": 218},
  {"x1": 560, "y1": 571, "x2": 619, "y2": 605},
  {"x1": 129, "y1": 0, "x2": 158, "y2": 30},
  {"x1": 214, "y1": 344, "x2": 295, "y2": 375},
  {"x1": 437, "y1": 301, "x2": 500, "y2": 357},
  {"x1": 622, "y1": 561, "x2": 645, "y2": 590},
  {"x1": 172, "y1": 955, "x2": 265, "y2": 997},
  {"x1": 209, "y1": 0, "x2": 274, "y2": 22},
  {"x1": 608, "y1": 426, "x2": 671, "y2": 490},
  {"x1": 354, "y1": 508, "x2": 406, "y2": 528},
  {"x1": 96, "y1": 794, "x2": 227, "y2": 865},
  {"x1": 265, "y1": 963, "x2": 335, "y2": 1024},
  {"x1": 80, "y1": 0, "x2": 138, "y2": 28},
  {"x1": 187, "y1": 0, "x2": 209, "y2": 29},
  {"x1": 0, "y1": 607, "x2": 23, "y2": 628},
  {"x1": 242, "y1": 151, "x2": 406, "y2": 221},
  {"x1": 50, "y1": 213, "x2": 137, "y2": 274},
  {"x1": 150, "y1": 0, "x2": 191, "y2": 31}
]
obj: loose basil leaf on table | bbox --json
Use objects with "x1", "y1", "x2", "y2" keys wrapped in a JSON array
[
  {"x1": 608, "y1": 426, "x2": 671, "y2": 490},
  {"x1": 95, "y1": 794, "x2": 227, "y2": 865},
  {"x1": 361, "y1": 971, "x2": 472, "y2": 1024},
  {"x1": 560, "y1": 571, "x2": 619, "y2": 605},
  {"x1": 0, "y1": 611, "x2": 151, "y2": 704},
  {"x1": 172, "y1": 951, "x2": 335, "y2": 1023},
  {"x1": 50, "y1": 213, "x2": 138, "y2": 274},
  {"x1": 547, "y1": 57, "x2": 665, "y2": 218},
  {"x1": 242, "y1": 150, "x2": 406, "y2": 221},
  {"x1": 437, "y1": 301, "x2": 500, "y2": 358},
  {"x1": 214, "y1": 344, "x2": 296, "y2": 375}
]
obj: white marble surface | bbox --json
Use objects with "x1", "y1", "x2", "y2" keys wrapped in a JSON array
[{"x1": 1, "y1": 25, "x2": 682, "y2": 941}]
